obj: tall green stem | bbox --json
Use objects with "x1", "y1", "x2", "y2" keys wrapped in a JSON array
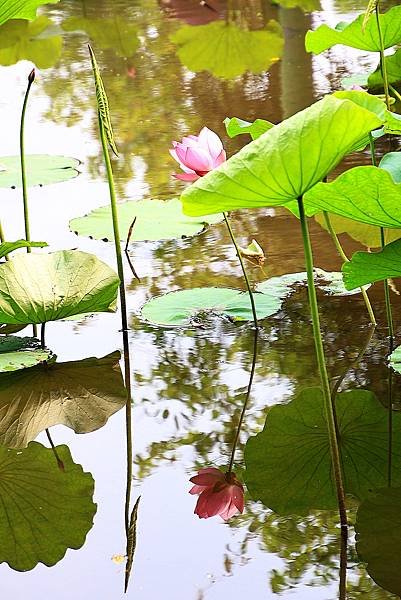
[
  {"x1": 98, "y1": 115, "x2": 133, "y2": 536},
  {"x1": 0, "y1": 221, "x2": 9, "y2": 261},
  {"x1": 375, "y1": 4, "x2": 391, "y2": 110},
  {"x1": 323, "y1": 211, "x2": 376, "y2": 325},
  {"x1": 297, "y1": 197, "x2": 347, "y2": 528},
  {"x1": 223, "y1": 213, "x2": 258, "y2": 329}
]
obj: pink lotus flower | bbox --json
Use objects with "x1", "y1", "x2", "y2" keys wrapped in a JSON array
[
  {"x1": 170, "y1": 127, "x2": 226, "y2": 181},
  {"x1": 189, "y1": 467, "x2": 244, "y2": 520}
]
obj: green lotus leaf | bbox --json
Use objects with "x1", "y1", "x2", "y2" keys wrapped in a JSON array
[
  {"x1": 244, "y1": 388, "x2": 401, "y2": 514},
  {"x1": 356, "y1": 487, "x2": 401, "y2": 597},
  {"x1": 369, "y1": 48, "x2": 401, "y2": 87},
  {"x1": 70, "y1": 198, "x2": 223, "y2": 242},
  {"x1": 304, "y1": 166, "x2": 401, "y2": 227},
  {"x1": 379, "y1": 152, "x2": 401, "y2": 182},
  {"x1": 0, "y1": 335, "x2": 51, "y2": 372},
  {"x1": 333, "y1": 90, "x2": 387, "y2": 120},
  {"x1": 0, "y1": 441, "x2": 96, "y2": 571},
  {"x1": 0, "y1": 240, "x2": 47, "y2": 258},
  {"x1": 224, "y1": 117, "x2": 274, "y2": 140},
  {"x1": 0, "y1": 351, "x2": 126, "y2": 448},
  {"x1": 0, "y1": 324, "x2": 26, "y2": 335},
  {"x1": 181, "y1": 96, "x2": 382, "y2": 217},
  {"x1": 170, "y1": 20, "x2": 283, "y2": 79},
  {"x1": 0, "y1": 250, "x2": 119, "y2": 325},
  {"x1": 0, "y1": 16, "x2": 62, "y2": 68},
  {"x1": 389, "y1": 346, "x2": 401, "y2": 374},
  {"x1": 305, "y1": 6, "x2": 401, "y2": 54},
  {"x1": 315, "y1": 213, "x2": 401, "y2": 248},
  {"x1": 256, "y1": 268, "x2": 366, "y2": 297},
  {"x1": 141, "y1": 287, "x2": 282, "y2": 326},
  {"x1": 0, "y1": 0, "x2": 59, "y2": 26},
  {"x1": 342, "y1": 238, "x2": 401, "y2": 290},
  {"x1": 62, "y1": 16, "x2": 138, "y2": 58},
  {"x1": 0, "y1": 155, "x2": 79, "y2": 188}
]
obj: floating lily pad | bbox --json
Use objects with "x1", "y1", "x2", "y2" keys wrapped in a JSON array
[
  {"x1": 0, "y1": 335, "x2": 51, "y2": 372},
  {"x1": 0, "y1": 441, "x2": 96, "y2": 571},
  {"x1": 70, "y1": 198, "x2": 223, "y2": 242},
  {"x1": 356, "y1": 487, "x2": 401, "y2": 597},
  {"x1": 256, "y1": 268, "x2": 366, "y2": 297},
  {"x1": 0, "y1": 351, "x2": 126, "y2": 448},
  {"x1": 0, "y1": 155, "x2": 80, "y2": 188},
  {"x1": 0, "y1": 250, "x2": 119, "y2": 325},
  {"x1": 171, "y1": 20, "x2": 283, "y2": 79},
  {"x1": 224, "y1": 117, "x2": 274, "y2": 140},
  {"x1": 181, "y1": 96, "x2": 382, "y2": 216},
  {"x1": 0, "y1": 16, "x2": 62, "y2": 69},
  {"x1": 244, "y1": 388, "x2": 401, "y2": 514},
  {"x1": 0, "y1": 324, "x2": 26, "y2": 335},
  {"x1": 0, "y1": 240, "x2": 47, "y2": 259},
  {"x1": 0, "y1": 0, "x2": 59, "y2": 26},
  {"x1": 343, "y1": 238, "x2": 401, "y2": 290},
  {"x1": 141, "y1": 287, "x2": 282, "y2": 326},
  {"x1": 62, "y1": 16, "x2": 139, "y2": 57},
  {"x1": 305, "y1": 6, "x2": 401, "y2": 54},
  {"x1": 389, "y1": 346, "x2": 401, "y2": 374}
]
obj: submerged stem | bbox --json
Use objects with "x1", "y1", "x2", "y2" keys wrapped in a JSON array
[
  {"x1": 223, "y1": 213, "x2": 258, "y2": 329},
  {"x1": 297, "y1": 197, "x2": 347, "y2": 528},
  {"x1": 323, "y1": 211, "x2": 376, "y2": 325}
]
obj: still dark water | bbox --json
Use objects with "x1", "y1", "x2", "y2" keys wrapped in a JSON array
[{"x1": 0, "y1": 0, "x2": 400, "y2": 598}]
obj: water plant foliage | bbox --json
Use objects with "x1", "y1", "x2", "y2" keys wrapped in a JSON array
[
  {"x1": 342, "y1": 238, "x2": 401, "y2": 290},
  {"x1": 0, "y1": 155, "x2": 79, "y2": 188},
  {"x1": 0, "y1": 335, "x2": 51, "y2": 372},
  {"x1": 0, "y1": 0, "x2": 59, "y2": 27},
  {"x1": 0, "y1": 240, "x2": 47, "y2": 258},
  {"x1": 0, "y1": 17, "x2": 62, "y2": 69},
  {"x1": 0, "y1": 250, "x2": 119, "y2": 324},
  {"x1": 224, "y1": 117, "x2": 274, "y2": 141}
]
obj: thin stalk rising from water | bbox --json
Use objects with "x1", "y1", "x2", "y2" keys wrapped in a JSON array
[
  {"x1": 323, "y1": 211, "x2": 376, "y2": 325},
  {"x1": 0, "y1": 221, "x2": 9, "y2": 261},
  {"x1": 375, "y1": 3, "x2": 391, "y2": 110},
  {"x1": 297, "y1": 197, "x2": 347, "y2": 528}
]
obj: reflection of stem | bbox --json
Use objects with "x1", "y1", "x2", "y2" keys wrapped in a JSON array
[
  {"x1": 388, "y1": 336, "x2": 394, "y2": 487},
  {"x1": 40, "y1": 323, "x2": 46, "y2": 349},
  {"x1": 339, "y1": 525, "x2": 348, "y2": 600},
  {"x1": 227, "y1": 326, "x2": 258, "y2": 474},
  {"x1": 45, "y1": 428, "x2": 64, "y2": 471},
  {"x1": 375, "y1": 4, "x2": 391, "y2": 110},
  {"x1": 323, "y1": 211, "x2": 376, "y2": 325},
  {"x1": 297, "y1": 197, "x2": 347, "y2": 528},
  {"x1": 125, "y1": 218, "x2": 140, "y2": 281},
  {"x1": 223, "y1": 213, "x2": 258, "y2": 329}
]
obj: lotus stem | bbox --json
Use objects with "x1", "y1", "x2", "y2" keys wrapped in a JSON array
[
  {"x1": 298, "y1": 197, "x2": 347, "y2": 528},
  {"x1": 323, "y1": 211, "x2": 376, "y2": 325},
  {"x1": 0, "y1": 221, "x2": 9, "y2": 261},
  {"x1": 40, "y1": 323, "x2": 46, "y2": 349},
  {"x1": 223, "y1": 213, "x2": 258, "y2": 329},
  {"x1": 375, "y1": 3, "x2": 391, "y2": 110},
  {"x1": 45, "y1": 428, "x2": 64, "y2": 471}
]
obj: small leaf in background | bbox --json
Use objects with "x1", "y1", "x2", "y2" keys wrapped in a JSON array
[
  {"x1": 62, "y1": 16, "x2": 139, "y2": 58},
  {"x1": 0, "y1": 0, "x2": 59, "y2": 27},
  {"x1": 244, "y1": 388, "x2": 401, "y2": 514},
  {"x1": 389, "y1": 346, "x2": 401, "y2": 374},
  {"x1": 343, "y1": 238, "x2": 401, "y2": 290},
  {"x1": 304, "y1": 166, "x2": 401, "y2": 228},
  {"x1": 356, "y1": 487, "x2": 401, "y2": 597},
  {"x1": 0, "y1": 240, "x2": 47, "y2": 259},
  {"x1": 379, "y1": 152, "x2": 401, "y2": 183},
  {"x1": 70, "y1": 198, "x2": 223, "y2": 242},
  {"x1": 0, "y1": 442, "x2": 96, "y2": 571},
  {"x1": 0, "y1": 335, "x2": 52, "y2": 372},
  {"x1": 305, "y1": 5, "x2": 401, "y2": 54},
  {"x1": 0, "y1": 250, "x2": 119, "y2": 325},
  {"x1": 0, "y1": 155, "x2": 79, "y2": 188},
  {"x1": 368, "y1": 47, "x2": 401, "y2": 87},
  {"x1": 170, "y1": 21, "x2": 284, "y2": 79},
  {"x1": 224, "y1": 117, "x2": 274, "y2": 140},
  {"x1": 239, "y1": 239, "x2": 265, "y2": 266},
  {"x1": 0, "y1": 351, "x2": 126, "y2": 447},
  {"x1": 256, "y1": 268, "x2": 366, "y2": 297}
]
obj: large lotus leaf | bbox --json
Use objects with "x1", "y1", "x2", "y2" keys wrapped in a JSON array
[
  {"x1": 62, "y1": 16, "x2": 138, "y2": 57},
  {"x1": 389, "y1": 346, "x2": 401, "y2": 374},
  {"x1": 315, "y1": 213, "x2": 401, "y2": 248},
  {"x1": 369, "y1": 48, "x2": 401, "y2": 87},
  {"x1": 224, "y1": 117, "x2": 274, "y2": 140},
  {"x1": 304, "y1": 166, "x2": 401, "y2": 227},
  {"x1": 70, "y1": 198, "x2": 223, "y2": 242},
  {"x1": 0, "y1": 351, "x2": 126, "y2": 448},
  {"x1": 0, "y1": 16, "x2": 62, "y2": 68},
  {"x1": 0, "y1": 441, "x2": 96, "y2": 571},
  {"x1": 342, "y1": 238, "x2": 401, "y2": 290},
  {"x1": 0, "y1": 155, "x2": 79, "y2": 188},
  {"x1": 0, "y1": 250, "x2": 119, "y2": 325},
  {"x1": 170, "y1": 20, "x2": 283, "y2": 79},
  {"x1": 356, "y1": 487, "x2": 401, "y2": 597},
  {"x1": 256, "y1": 268, "x2": 366, "y2": 297},
  {"x1": 333, "y1": 90, "x2": 387, "y2": 120},
  {"x1": 0, "y1": 336, "x2": 51, "y2": 372},
  {"x1": 0, "y1": 240, "x2": 47, "y2": 258},
  {"x1": 244, "y1": 388, "x2": 401, "y2": 514},
  {"x1": 181, "y1": 96, "x2": 382, "y2": 217},
  {"x1": 0, "y1": 0, "x2": 59, "y2": 26},
  {"x1": 141, "y1": 287, "x2": 282, "y2": 326},
  {"x1": 305, "y1": 6, "x2": 401, "y2": 54}
]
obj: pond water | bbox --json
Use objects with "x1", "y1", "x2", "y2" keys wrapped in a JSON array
[{"x1": 1, "y1": 0, "x2": 401, "y2": 598}]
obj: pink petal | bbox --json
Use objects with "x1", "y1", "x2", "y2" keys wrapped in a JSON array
[
  {"x1": 175, "y1": 144, "x2": 190, "y2": 165},
  {"x1": 173, "y1": 172, "x2": 199, "y2": 181},
  {"x1": 189, "y1": 484, "x2": 207, "y2": 495},
  {"x1": 195, "y1": 487, "x2": 232, "y2": 519},
  {"x1": 184, "y1": 146, "x2": 212, "y2": 172},
  {"x1": 190, "y1": 471, "x2": 224, "y2": 487},
  {"x1": 220, "y1": 500, "x2": 240, "y2": 521},
  {"x1": 169, "y1": 148, "x2": 180, "y2": 164},
  {"x1": 198, "y1": 127, "x2": 224, "y2": 159},
  {"x1": 212, "y1": 149, "x2": 226, "y2": 168},
  {"x1": 181, "y1": 135, "x2": 199, "y2": 147},
  {"x1": 230, "y1": 485, "x2": 244, "y2": 513}
]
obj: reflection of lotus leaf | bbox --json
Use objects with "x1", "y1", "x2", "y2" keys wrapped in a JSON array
[
  {"x1": 0, "y1": 442, "x2": 96, "y2": 571},
  {"x1": 0, "y1": 0, "x2": 59, "y2": 27},
  {"x1": 171, "y1": 20, "x2": 284, "y2": 79},
  {"x1": 272, "y1": 0, "x2": 320, "y2": 11},
  {"x1": 62, "y1": 16, "x2": 139, "y2": 57},
  {"x1": 0, "y1": 250, "x2": 119, "y2": 325},
  {"x1": 245, "y1": 388, "x2": 401, "y2": 514},
  {"x1": 0, "y1": 351, "x2": 126, "y2": 447},
  {"x1": 0, "y1": 16, "x2": 62, "y2": 68},
  {"x1": 0, "y1": 335, "x2": 51, "y2": 372}
]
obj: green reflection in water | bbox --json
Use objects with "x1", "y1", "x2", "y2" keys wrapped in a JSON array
[{"x1": 0, "y1": 16, "x2": 62, "y2": 69}]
